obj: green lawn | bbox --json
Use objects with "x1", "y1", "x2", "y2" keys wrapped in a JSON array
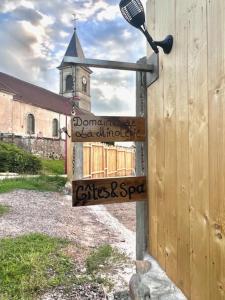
[
  {"x1": 0, "y1": 233, "x2": 122, "y2": 299},
  {"x1": 0, "y1": 176, "x2": 67, "y2": 194},
  {"x1": 0, "y1": 204, "x2": 10, "y2": 216},
  {"x1": 0, "y1": 233, "x2": 72, "y2": 299},
  {"x1": 41, "y1": 159, "x2": 65, "y2": 175}
]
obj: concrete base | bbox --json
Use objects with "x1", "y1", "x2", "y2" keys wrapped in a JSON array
[{"x1": 129, "y1": 256, "x2": 187, "y2": 300}]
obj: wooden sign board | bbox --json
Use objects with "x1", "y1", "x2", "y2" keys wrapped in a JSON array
[
  {"x1": 72, "y1": 176, "x2": 146, "y2": 206},
  {"x1": 71, "y1": 115, "x2": 145, "y2": 142}
]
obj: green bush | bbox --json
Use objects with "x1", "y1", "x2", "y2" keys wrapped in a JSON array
[{"x1": 0, "y1": 142, "x2": 42, "y2": 174}]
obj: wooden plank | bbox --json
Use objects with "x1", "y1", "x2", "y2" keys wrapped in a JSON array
[
  {"x1": 147, "y1": 0, "x2": 159, "y2": 261},
  {"x1": 71, "y1": 115, "x2": 145, "y2": 142},
  {"x1": 207, "y1": 1, "x2": 225, "y2": 299},
  {"x1": 175, "y1": 0, "x2": 190, "y2": 296},
  {"x1": 187, "y1": 0, "x2": 210, "y2": 299},
  {"x1": 72, "y1": 176, "x2": 146, "y2": 206},
  {"x1": 162, "y1": 0, "x2": 177, "y2": 284}
]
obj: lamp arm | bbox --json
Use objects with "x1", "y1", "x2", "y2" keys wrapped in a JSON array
[{"x1": 140, "y1": 27, "x2": 159, "y2": 54}]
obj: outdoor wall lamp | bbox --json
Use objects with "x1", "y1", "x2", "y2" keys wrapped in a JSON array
[{"x1": 119, "y1": 0, "x2": 173, "y2": 54}]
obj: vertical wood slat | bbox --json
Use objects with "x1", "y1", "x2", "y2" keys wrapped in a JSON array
[
  {"x1": 176, "y1": 0, "x2": 190, "y2": 295},
  {"x1": 207, "y1": 0, "x2": 225, "y2": 299},
  {"x1": 187, "y1": 1, "x2": 209, "y2": 299},
  {"x1": 147, "y1": 0, "x2": 159, "y2": 261},
  {"x1": 159, "y1": 0, "x2": 177, "y2": 283}
]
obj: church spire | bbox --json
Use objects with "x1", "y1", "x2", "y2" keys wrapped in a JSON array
[{"x1": 58, "y1": 16, "x2": 85, "y2": 68}]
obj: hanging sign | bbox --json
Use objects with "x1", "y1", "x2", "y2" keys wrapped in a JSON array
[
  {"x1": 72, "y1": 176, "x2": 147, "y2": 206},
  {"x1": 71, "y1": 115, "x2": 145, "y2": 142}
]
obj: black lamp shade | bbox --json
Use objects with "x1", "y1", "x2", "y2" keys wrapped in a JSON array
[{"x1": 119, "y1": 0, "x2": 145, "y2": 29}]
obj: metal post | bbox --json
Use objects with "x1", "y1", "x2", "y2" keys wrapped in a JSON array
[
  {"x1": 72, "y1": 112, "x2": 83, "y2": 191},
  {"x1": 136, "y1": 57, "x2": 149, "y2": 260},
  {"x1": 136, "y1": 53, "x2": 158, "y2": 260}
]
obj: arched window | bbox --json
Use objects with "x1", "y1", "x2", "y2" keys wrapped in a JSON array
[
  {"x1": 52, "y1": 119, "x2": 59, "y2": 137},
  {"x1": 82, "y1": 76, "x2": 87, "y2": 93},
  {"x1": 27, "y1": 114, "x2": 35, "y2": 134},
  {"x1": 65, "y1": 75, "x2": 73, "y2": 91}
]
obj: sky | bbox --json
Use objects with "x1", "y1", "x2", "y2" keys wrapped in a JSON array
[{"x1": 0, "y1": 0, "x2": 147, "y2": 116}]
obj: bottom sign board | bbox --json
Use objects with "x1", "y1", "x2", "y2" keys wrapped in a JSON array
[{"x1": 72, "y1": 176, "x2": 147, "y2": 206}]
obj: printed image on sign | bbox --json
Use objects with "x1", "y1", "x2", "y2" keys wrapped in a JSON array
[
  {"x1": 72, "y1": 176, "x2": 147, "y2": 206},
  {"x1": 71, "y1": 115, "x2": 145, "y2": 142}
]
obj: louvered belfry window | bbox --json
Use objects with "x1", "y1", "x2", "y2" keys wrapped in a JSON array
[{"x1": 65, "y1": 75, "x2": 73, "y2": 91}]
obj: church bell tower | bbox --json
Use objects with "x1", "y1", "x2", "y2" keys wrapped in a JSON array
[{"x1": 58, "y1": 24, "x2": 92, "y2": 112}]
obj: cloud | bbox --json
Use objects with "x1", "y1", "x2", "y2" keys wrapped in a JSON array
[
  {"x1": 92, "y1": 88, "x2": 133, "y2": 115},
  {"x1": 91, "y1": 69, "x2": 136, "y2": 116},
  {"x1": 0, "y1": 0, "x2": 148, "y2": 115},
  {"x1": 11, "y1": 6, "x2": 42, "y2": 25}
]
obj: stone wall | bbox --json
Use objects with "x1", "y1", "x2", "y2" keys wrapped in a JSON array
[{"x1": 0, "y1": 133, "x2": 65, "y2": 159}]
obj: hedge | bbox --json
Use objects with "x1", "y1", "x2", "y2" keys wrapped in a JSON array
[{"x1": 0, "y1": 142, "x2": 42, "y2": 174}]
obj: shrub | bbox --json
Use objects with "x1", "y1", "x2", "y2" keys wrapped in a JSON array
[{"x1": 0, "y1": 142, "x2": 42, "y2": 174}]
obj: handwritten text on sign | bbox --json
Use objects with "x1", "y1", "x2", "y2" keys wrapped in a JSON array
[
  {"x1": 71, "y1": 116, "x2": 145, "y2": 142},
  {"x1": 72, "y1": 176, "x2": 147, "y2": 206}
]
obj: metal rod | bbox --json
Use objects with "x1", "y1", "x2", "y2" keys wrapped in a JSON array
[{"x1": 63, "y1": 56, "x2": 154, "y2": 72}]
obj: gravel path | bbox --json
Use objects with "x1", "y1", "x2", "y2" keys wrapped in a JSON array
[{"x1": 0, "y1": 190, "x2": 135, "y2": 249}]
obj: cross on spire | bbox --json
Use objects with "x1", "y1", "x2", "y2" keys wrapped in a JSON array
[{"x1": 72, "y1": 13, "x2": 78, "y2": 31}]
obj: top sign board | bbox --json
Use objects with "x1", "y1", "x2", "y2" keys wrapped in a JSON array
[{"x1": 71, "y1": 115, "x2": 145, "y2": 142}]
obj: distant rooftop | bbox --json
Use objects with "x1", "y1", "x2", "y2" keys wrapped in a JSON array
[{"x1": 0, "y1": 72, "x2": 91, "y2": 116}]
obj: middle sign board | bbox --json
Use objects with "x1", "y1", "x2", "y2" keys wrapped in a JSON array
[
  {"x1": 73, "y1": 176, "x2": 147, "y2": 206},
  {"x1": 71, "y1": 115, "x2": 145, "y2": 142}
]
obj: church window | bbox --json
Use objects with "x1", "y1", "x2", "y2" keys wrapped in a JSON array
[
  {"x1": 66, "y1": 75, "x2": 73, "y2": 91},
  {"x1": 27, "y1": 114, "x2": 35, "y2": 134},
  {"x1": 52, "y1": 119, "x2": 59, "y2": 137},
  {"x1": 82, "y1": 76, "x2": 87, "y2": 93}
]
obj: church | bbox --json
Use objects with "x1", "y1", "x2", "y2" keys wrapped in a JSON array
[{"x1": 0, "y1": 27, "x2": 91, "y2": 159}]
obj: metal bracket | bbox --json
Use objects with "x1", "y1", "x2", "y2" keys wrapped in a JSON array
[
  {"x1": 63, "y1": 55, "x2": 159, "y2": 87},
  {"x1": 63, "y1": 56, "x2": 154, "y2": 73},
  {"x1": 146, "y1": 52, "x2": 159, "y2": 87}
]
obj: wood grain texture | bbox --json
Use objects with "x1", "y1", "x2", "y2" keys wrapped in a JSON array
[
  {"x1": 207, "y1": 0, "x2": 225, "y2": 299},
  {"x1": 187, "y1": 1, "x2": 209, "y2": 299},
  {"x1": 71, "y1": 115, "x2": 145, "y2": 142},
  {"x1": 147, "y1": 0, "x2": 159, "y2": 260},
  {"x1": 146, "y1": 0, "x2": 225, "y2": 299},
  {"x1": 72, "y1": 176, "x2": 146, "y2": 206},
  {"x1": 160, "y1": 0, "x2": 177, "y2": 284},
  {"x1": 175, "y1": 0, "x2": 190, "y2": 296}
]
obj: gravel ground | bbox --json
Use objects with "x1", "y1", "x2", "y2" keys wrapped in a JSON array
[
  {"x1": 0, "y1": 190, "x2": 135, "y2": 248},
  {"x1": 105, "y1": 203, "x2": 136, "y2": 232}
]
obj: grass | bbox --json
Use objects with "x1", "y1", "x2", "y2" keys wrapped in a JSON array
[
  {"x1": 0, "y1": 235, "x2": 121, "y2": 299},
  {"x1": 0, "y1": 233, "x2": 72, "y2": 299},
  {"x1": 0, "y1": 204, "x2": 10, "y2": 216},
  {"x1": 86, "y1": 244, "x2": 128, "y2": 275},
  {"x1": 41, "y1": 159, "x2": 65, "y2": 175},
  {"x1": 0, "y1": 176, "x2": 67, "y2": 194}
]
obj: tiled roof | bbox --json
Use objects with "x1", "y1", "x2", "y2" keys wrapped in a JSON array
[{"x1": 0, "y1": 72, "x2": 89, "y2": 116}]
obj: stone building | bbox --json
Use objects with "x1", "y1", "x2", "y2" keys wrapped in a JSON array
[{"x1": 0, "y1": 28, "x2": 91, "y2": 160}]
